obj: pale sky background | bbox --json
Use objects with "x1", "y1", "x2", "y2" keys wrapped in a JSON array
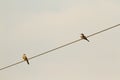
[{"x1": 0, "y1": 0, "x2": 120, "y2": 80}]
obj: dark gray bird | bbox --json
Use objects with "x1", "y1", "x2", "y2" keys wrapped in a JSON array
[
  {"x1": 80, "y1": 33, "x2": 89, "y2": 42},
  {"x1": 22, "y1": 54, "x2": 29, "y2": 65}
]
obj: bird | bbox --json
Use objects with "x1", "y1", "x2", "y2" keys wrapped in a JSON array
[
  {"x1": 22, "y1": 54, "x2": 29, "y2": 65},
  {"x1": 80, "y1": 33, "x2": 89, "y2": 42}
]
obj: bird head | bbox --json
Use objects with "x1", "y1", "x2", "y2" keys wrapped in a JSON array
[
  {"x1": 23, "y1": 54, "x2": 26, "y2": 56},
  {"x1": 81, "y1": 33, "x2": 84, "y2": 35}
]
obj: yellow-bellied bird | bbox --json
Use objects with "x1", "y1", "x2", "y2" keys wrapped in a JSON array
[
  {"x1": 22, "y1": 54, "x2": 29, "y2": 65},
  {"x1": 80, "y1": 33, "x2": 89, "y2": 42}
]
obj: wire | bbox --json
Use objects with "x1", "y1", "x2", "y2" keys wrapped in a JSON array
[
  {"x1": 0, "y1": 24, "x2": 120, "y2": 71},
  {"x1": 87, "y1": 24, "x2": 120, "y2": 37}
]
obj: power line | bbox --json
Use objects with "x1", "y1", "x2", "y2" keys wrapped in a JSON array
[
  {"x1": 88, "y1": 24, "x2": 120, "y2": 37},
  {"x1": 0, "y1": 24, "x2": 120, "y2": 71}
]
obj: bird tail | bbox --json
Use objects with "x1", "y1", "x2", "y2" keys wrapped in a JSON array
[
  {"x1": 26, "y1": 59, "x2": 29, "y2": 65},
  {"x1": 86, "y1": 39, "x2": 89, "y2": 42},
  {"x1": 84, "y1": 38, "x2": 89, "y2": 42}
]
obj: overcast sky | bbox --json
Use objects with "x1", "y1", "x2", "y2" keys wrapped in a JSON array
[{"x1": 0, "y1": 0, "x2": 120, "y2": 80}]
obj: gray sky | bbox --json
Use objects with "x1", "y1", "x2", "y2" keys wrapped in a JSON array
[{"x1": 0, "y1": 0, "x2": 120, "y2": 80}]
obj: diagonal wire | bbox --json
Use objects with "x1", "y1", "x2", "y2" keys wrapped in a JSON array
[
  {"x1": 87, "y1": 24, "x2": 120, "y2": 37},
  {"x1": 0, "y1": 24, "x2": 120, "y2": 71}
]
